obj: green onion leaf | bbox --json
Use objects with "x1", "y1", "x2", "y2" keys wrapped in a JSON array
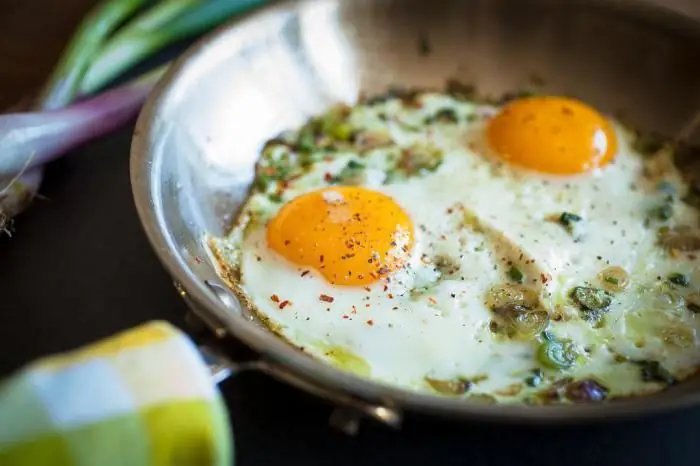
[
  {"x1": 80, "y1": 0, "x2": 266, "y2": 94},
  {"x1": 38, "y1": 0, "x2": 150, "y2": 109}
]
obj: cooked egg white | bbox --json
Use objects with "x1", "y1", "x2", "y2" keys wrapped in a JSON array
[{"x1": 209, "y1": 91, "x2": 700, "y2": 403}]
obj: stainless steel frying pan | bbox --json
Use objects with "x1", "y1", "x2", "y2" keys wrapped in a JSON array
[{"x1": 130, "y1": 0, "x2": 700, "y2": 427}]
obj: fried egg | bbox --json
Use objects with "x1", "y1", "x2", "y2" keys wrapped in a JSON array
[{"x1": 209, "y1": 90, "x2": 700, "y2": 404}]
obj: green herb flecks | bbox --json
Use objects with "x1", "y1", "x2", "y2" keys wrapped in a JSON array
[
  {"x1": 293, "y1": 104, "x2": 355, "y2": 154},
  {"x1": 268, "y1": 193, "x2": 282, "y2": 203},
  {"x1": 507, "y1": 266, "x2": 524, "y2": 284},
  {"x1": 525, "y1": 368, "x2": 544, "y2": 387},
  {"x1": 559, "y1": 212, "x2": 581, "y2": 228},
  {"x1": 332, "y1": 159, "x2": 366, "y2": 185},
  {"x1": 390, "y1": 143, "x2": 444, "y2": 180},
  {"x1": 424, "y1": 108, "x2": 459, "y2": 124},
  {"x1": 555, "y1": 212, "x2": 584, "y2": 240},
  {"x1": 295, "y1": 122, "x2": 318, "y2": 153},
  {"x1": 255, "y1": 145, "x2": 298, "y2": 193}
]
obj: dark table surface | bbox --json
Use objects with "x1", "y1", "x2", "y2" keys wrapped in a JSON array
[{"x1": 3, "y1": 2, "x2": 700, "y2": 465}]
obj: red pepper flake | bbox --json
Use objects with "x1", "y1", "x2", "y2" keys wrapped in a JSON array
[
  {"x1": 319, "y1": 294, "x2": 335, "y2": 303},
  {"x1": 270, "y1": 294, "x2": 280, "y2": 303},
  {"x1": 351, "y1": 305, "x2": 358, "y2": 314},
  {"x1": 366, "y1": 319, "x2": 374, "y2": 326},
  {"x1": 365, "y1": 303, "x2": 371, "y2": 308},
  {"x1": 388, "y1": 293, "x2": 394, "y2": 299},
  {"x1": 324, "y1": 172, "x2": 334, "y2": 182},
  {"x1": 279, "y1": 300, "x2": 290, "y2": 310},
  {"x1": 540, "y1": 273, "x2": 552, "y2": 284},
  {"x1": 365, "y1": 287, "x2": 372, "y2": 292},
  {"x1": 428, "y1": 297, "x2": 437, "y2": 305},
  {"x1": 194, "y1": 256, "x2": 202, "y2": 264},
  {"x1": 342, "y1": 314, "x2": 350, "y2": 319},
  {"x1": 383, "y1": 285, "x2": 388, "y2": 292},
  {"x1": 301, "y1": 270, "x2": 310, "y2": 277}
]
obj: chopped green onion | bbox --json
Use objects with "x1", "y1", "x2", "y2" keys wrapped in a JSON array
[
  {"x1": 559, "y1": 212, "x2": 582, "y2": 226},
  {"x1": 332, "y1": 160, "x2": 366, "y2": 185},
  {"x1": 570, "y1": 286, "x2": 611, "y2": 310},
  {"x1": 668, "y1": 273, "x2": 690, "y2": 287},
  {"x1": 490, "y1": 304, "x2": 549, "y2": 339},
  {"x1": 507, "y1": 266, "x2": 524, "y2": 283},
  {"x1": 635, "y1": 360, "x2": 676, "y2": 385},
  {"x1": 537, "y1": 340, "x2": 580, "y2": 370},
  {"x1": 424, "y1": 108, "x2": 458, "y2": 124}
]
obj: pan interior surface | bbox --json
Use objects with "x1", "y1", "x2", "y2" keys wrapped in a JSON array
[{"x1": 132, "y1": 0, "x2": 700, "y2": 421}]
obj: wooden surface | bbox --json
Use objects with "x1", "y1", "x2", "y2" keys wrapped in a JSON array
[
  {"x1": 0, "y1": 1, "x2": 97, "y2": 108},
  {"x1": 2, "y1": 3, "x2": 700, "y2": 466}
]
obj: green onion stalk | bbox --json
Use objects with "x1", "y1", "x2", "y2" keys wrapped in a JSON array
[
  {"x1": 0, "y1": 0, "x2": 266, "y2": 231},
  {"x1": 80, "y1": 0, "x2": 265, "y2": 94}
]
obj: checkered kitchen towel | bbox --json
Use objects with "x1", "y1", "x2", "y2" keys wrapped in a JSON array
[{"x1": 0, "y1": 321, "x2": 233, "y2": 466}]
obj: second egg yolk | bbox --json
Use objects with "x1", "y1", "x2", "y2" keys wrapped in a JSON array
[
  {"x1": 487, "y1": 96, "x2": 617, "y2": 175},
  {"x1": 266, "y1": 187, "x2": 414, "y2": 286}
]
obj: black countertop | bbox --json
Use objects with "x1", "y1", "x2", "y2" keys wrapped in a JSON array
[{"x1": 1, "y1": 124, "x2": 699, "y2": 466}]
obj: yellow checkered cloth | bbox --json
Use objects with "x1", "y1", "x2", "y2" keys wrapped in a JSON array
[{"x1": 0, "y1": 321, "x2": 233, "y2": 466}]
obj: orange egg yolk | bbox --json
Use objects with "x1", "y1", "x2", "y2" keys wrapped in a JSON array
[
  {"x1": 487, "y1": 96, "x2": 617, "y2": 174},
  {"x1": 266, "y1": 186, "x2": 414, "y2": 286}
]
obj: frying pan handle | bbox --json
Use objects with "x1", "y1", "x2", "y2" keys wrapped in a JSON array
[
  {"x1": 176, "y1": 282, "x2": 403, "y2": 435},
  {"x1": 197, "y1": 343, "x2": 402, "y2": 435}
]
